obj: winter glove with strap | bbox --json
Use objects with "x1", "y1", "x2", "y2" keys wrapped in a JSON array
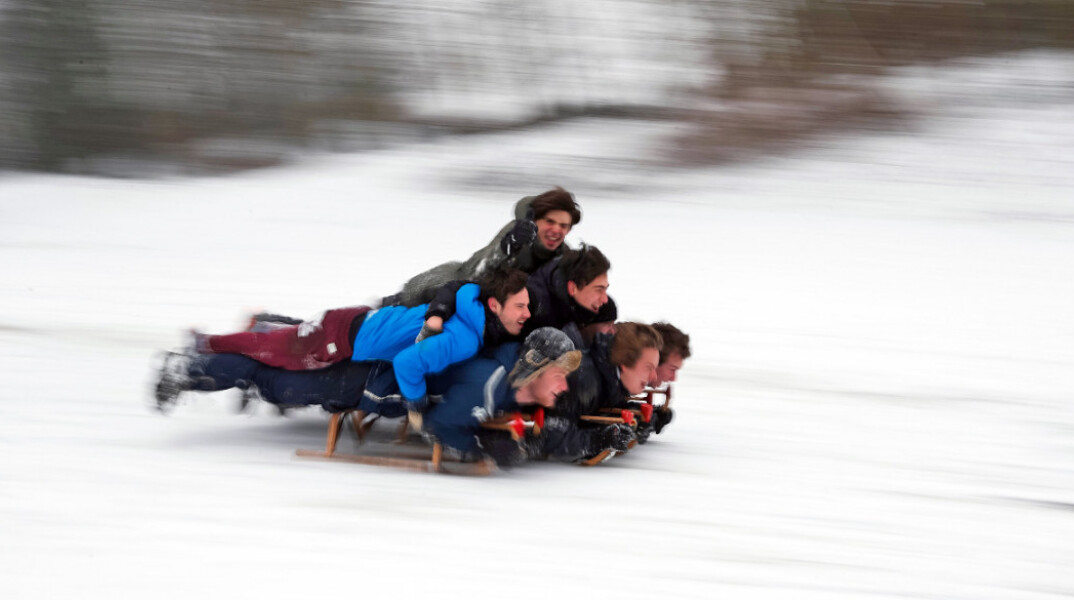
[
  {"x1": 499, "y1": 219, "x2": 538, "y2": 256},
  {"x1": 652, "y1": 407, "x2": 674, "y2": 434},
  {"x1": 594, "y1": 423, "x2": 635, "y2": 453}
]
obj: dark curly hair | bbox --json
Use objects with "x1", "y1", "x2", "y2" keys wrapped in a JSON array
[{"x1": 531, "y1": 187, "x2": 581, "y2": 226}]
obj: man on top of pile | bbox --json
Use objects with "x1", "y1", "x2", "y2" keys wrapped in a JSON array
[{"x1": 385, "y1": 187, "x2": 581, "y2": 307}]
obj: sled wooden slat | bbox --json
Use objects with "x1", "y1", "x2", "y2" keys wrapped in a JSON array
[
  {"x1": 579, "y1": 415, "x2": 631, "y2": 425},
  {"x1": 578, "y1": 449, "x2": 616, "y2": 466}
]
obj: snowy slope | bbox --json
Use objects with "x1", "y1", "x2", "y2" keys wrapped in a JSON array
[{"x1": 1, "y1": 51, "x2": 1073, "y2": 600}]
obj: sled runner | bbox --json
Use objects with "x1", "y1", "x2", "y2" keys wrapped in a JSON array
[{"x1": 578, "y1": 448, "x2": 618, "y2": 466}]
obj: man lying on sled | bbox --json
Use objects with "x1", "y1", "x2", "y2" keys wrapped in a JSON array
[
  {"x1": 523, "y1": 319, "x2": 691, "y2": 464},
  {"x1": 153, "y1": 267, "x2": 531, "y2": 414},
  {"x1": 383, "y1": 187, "x2": 583, "y2": 308}
]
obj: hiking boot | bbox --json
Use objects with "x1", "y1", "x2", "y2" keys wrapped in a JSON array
[{"x1": 154, "y1": 351, "x2": 192, "y2": 413}]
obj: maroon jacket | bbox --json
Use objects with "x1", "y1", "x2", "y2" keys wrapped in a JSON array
[{"x1": 207, "y1": 306, "x2": 370, "y2": 370}]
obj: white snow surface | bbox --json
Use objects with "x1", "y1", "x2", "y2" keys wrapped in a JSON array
[{"x1": 2, "y1": 51, "x2": 1074, "y2": 599}]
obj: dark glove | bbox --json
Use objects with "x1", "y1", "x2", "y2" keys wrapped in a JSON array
[
  {"x1": 499, "y1": 219, "x2": 538, "y2": 256},
  {"x1": 652, "y1": 407, "x2": 674, "y2": 434},
  {"x1": 635, "y1": 421, "x2": 653, "y2": 445},
  {"x1": 595, "y1": 423, "x2": 636, "y2": 453},
  {"x1": 478, "y1": 432, "x2": 527, "y2": 468}
]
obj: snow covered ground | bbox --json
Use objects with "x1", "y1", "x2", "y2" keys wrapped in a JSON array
[{"x1": 2, "y1": 51, "x2": 1073, "y2": 599}]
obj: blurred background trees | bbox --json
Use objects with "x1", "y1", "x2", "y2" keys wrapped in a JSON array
[{"x1": 0, "y1": 0, "x2": 1071, "y2": 176}]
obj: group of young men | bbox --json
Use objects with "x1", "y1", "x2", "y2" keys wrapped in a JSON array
[{"x1": 154, "y1": 187, "x2": 691, "y2": 467}]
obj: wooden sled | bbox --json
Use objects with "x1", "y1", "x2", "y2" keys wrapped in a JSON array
[{"x1": 295, "y1": 410, "x2": 495, "y2": 476}]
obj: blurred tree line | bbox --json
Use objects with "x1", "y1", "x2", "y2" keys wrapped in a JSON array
[{"x1": 0, "y1": 0, "x2": 1071, "y2": 175}]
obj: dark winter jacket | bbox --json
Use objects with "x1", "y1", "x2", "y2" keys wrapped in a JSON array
[
  {"x1": 525, "y1": 331, "x2": 630, "y2": 462},
  {"x1": 521, "y1": 256, "x2": 600, "y2": 336},
  {"x1": 547, "y1": 331, "x2": 628, "y2": 419},
  {"x1": 390, "y1": 196, "x2": 566, "y2": 307},
  {"x1": 423, "y1": 342, "x2": 523, "y2": 454}
]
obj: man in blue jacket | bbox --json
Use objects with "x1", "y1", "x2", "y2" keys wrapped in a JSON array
[{"x1": 154, "y1": 268, "x2": 531, "y2": 413}]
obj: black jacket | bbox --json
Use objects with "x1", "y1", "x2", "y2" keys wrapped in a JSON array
[
  {"x1": 522, "y1": 257, "x2": 599, "y2": 336},
  {"x1": 526, "y1": 331, "x2": 629, "y2": 462}
]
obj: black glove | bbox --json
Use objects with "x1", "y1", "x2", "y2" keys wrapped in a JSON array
[
  {"x1": 499, "y1": 219, "x2": 538, "y2": 256},
  {"x1": 652, "y1": 407, "x2": 674, "y2": 434},
  {"x1": 595, "y1": 423, "x2": 635, "y2": 453},
  {"x1": 478, "y1": 432, "x2": 527, "y2": 468},
  {"x1": 635, "y1": 421, "x2": 653, "y2": 445}
]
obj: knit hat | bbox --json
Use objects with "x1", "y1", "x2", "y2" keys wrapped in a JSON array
[{"x1": 509, "y1": 327, "x2": 582, "y2": 388}]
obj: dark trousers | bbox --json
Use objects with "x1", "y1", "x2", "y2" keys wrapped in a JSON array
[{"x1": 188, "y1": 353, "x2": 374, "y2": 412}]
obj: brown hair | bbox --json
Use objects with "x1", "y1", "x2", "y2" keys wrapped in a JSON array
[
  {"x1": 531, "y1": 187, "x2": 581, "y2": 226},
  {"x1": 478, "y1": 267, "x2": 529, "y2": 305},
  {"x1": 559, "y1": 244, "x2": 610, "y2": 288},
  {"x1": 652, "y1": 322, "x2": 691, "y2": 362},
  {"x1": 609, "y1": 322, "x2": 663, "y2": 369}
]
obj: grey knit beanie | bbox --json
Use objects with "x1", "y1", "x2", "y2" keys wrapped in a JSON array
[{"x1": 509, "y1": 327, "x2": 582, "y2": 388}]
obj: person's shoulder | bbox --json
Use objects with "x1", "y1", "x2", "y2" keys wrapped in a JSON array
[
  {"x1": 491, "y1": 342, "x2": 521, "y2": 368},
  {"x1": 530, "y1": 255, "x2": 562, "y2": 282},
  {"x1": 452, "y1": 283, "x2": 485, "y2": 326},
  {"x1": 513, "y1": 195, "x2": 536, "y2": 220},
  {"x1": 455, "y1": 282, "x2": 481, "y2": 302}
]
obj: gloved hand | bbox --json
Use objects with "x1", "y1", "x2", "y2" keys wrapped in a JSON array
[
  {"x1": 635, "y1": 421, "x2": 653, "y2": 445},
  {"x1": 652, "y1": 407, "x2": 674, "y2": 434},
  {"x1": 478, "y1": 432, "x2": 527, "y2": 468},
  {"x1": 595, "y1": 423, "x2": 636, "y2": 453},
  {"x1": 499, "y1": 219, "x2": 538, "y2": 256}
]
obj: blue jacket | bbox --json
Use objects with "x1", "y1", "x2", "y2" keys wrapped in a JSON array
[
  {"x1": 424, "y1": 343, "x2": 522, "y2": 454},
  {"x1": 351, "y1": 283, "x2": 486, "y2": 402}
]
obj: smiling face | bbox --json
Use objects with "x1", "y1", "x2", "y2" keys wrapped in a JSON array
[
  {"x1": 619, "y1": 347, "x2": 660, "y2": 396},
  {"x1": 519, "y1": 366, "x2": 569, "y2": 408},
  {"x1": 655, "y1": 352, "x2": 684, "y2": 386},
  {"x1": 535, "y1": 209, "x2": 572, "y2": 251},
  {"x1": 567, "y1": 272, "x2": 609, "y2": 313},
  {"x1": 489, "y1": 288, "x2": 531, "y2": 335}
]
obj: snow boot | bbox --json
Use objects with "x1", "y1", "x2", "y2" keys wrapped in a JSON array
[{"x1": 154, "y1": 351, "x2": 192, "y2": 413}]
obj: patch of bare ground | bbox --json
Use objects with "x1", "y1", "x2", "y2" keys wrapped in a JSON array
[
  {"x1": 671, "y1": 0, "x2": 1074, "y2": 167},
  {"x1": 670, "y1": 80, "x2": 909, "y2": 166}
]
